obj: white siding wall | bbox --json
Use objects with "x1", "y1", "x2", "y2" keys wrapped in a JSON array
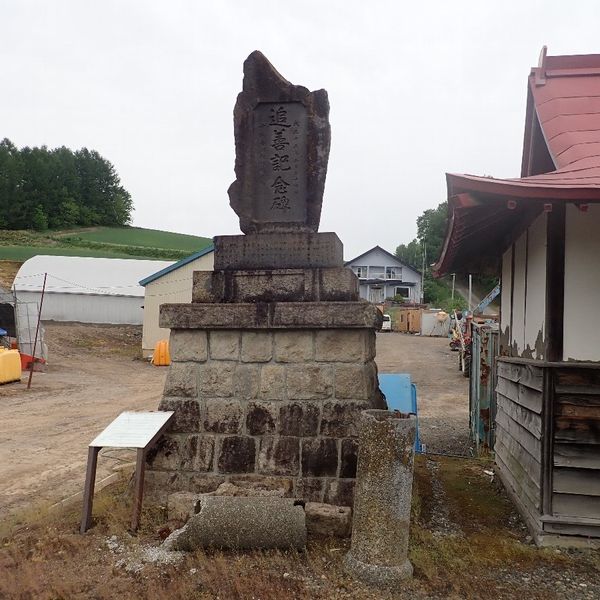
[
  {"x1": 17, "y1": 291, "x2": 144, "y2": 325},
  {"x1": 500, "y1": 245, "x2": 512, "y2": 343},
  {"x1": 524, "y1": 213, "x2": 547, "y2": 357},
  {"x1": 511, "y1": 231, "x2": 527, "y2": 355},
  {"x1": 142, "y1": 252, "x2": 214, "y2": 355},
  {"x1": 563, "y1": 204, "x2": 600, "y2": 361}
]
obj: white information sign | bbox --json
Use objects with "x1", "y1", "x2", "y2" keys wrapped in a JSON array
[{"x1": 89, "y1": 411, "x2": 174, "y2": 448}]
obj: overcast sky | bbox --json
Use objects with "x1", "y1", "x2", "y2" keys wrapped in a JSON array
[{"x1": 4, "y1": 1, "x2": 600, "y2": 258}]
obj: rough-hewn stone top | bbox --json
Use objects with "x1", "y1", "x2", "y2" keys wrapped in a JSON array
[
  {"x1": 227, "y1": 51, "x2": 330, "y2": 234},
  {"x1": 160, "y1": 302, "x2": 382, "y2": 330}
]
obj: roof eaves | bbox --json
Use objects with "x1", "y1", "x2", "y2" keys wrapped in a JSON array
[{"x1": 139, "y1": 244, "x2": 214, "y2": 286}]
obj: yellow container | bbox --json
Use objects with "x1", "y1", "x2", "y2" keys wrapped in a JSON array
[
  {"x1": 152, "y1": 339, "x2": 170, "y2": 366},
  {"x1": 0, "y1": 348, "x2": 22, "y2": 384}
]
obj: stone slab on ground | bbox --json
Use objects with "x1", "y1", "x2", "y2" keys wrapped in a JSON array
[{"x1": 305, "y1": 502, "x2": 352, "y2": 537}]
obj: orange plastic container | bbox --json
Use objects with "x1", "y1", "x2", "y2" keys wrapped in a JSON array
[{"x1": 152, "y1": 339, "x2": 170, "y2": 366}]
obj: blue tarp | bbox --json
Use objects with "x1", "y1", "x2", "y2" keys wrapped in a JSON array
[{"x1": 378, "y1": 373, "x2": 423, "y2": 453}]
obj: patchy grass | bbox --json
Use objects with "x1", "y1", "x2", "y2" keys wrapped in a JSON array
[{"x1": 1, "y1": 456, "x2": 599, "y2": 600}]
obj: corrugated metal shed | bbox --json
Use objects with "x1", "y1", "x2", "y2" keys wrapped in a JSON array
[{"x1": 12, "y1": 255, "x2": 173, "y2": 325}]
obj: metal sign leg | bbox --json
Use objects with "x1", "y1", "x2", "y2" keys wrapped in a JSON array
[
  {"x1": 80, "y1": 446, "x2": 101, "y2": 534},
  {"x1": 130, "y1": 448, "x2": 147, "y2": 532}
]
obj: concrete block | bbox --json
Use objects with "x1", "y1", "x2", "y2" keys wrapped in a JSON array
[
  {"x1": 279, "y1": 402, "x2": 320, "y2": 436},
  {"x1": 209, "y1": 331, "x2": 240, "y2": 360},
  {"x1": 340, "y1": 438, "x2": 359, "y2": 478},
  {"x1": 217, "y1": 436, "x2": 256, "y2": 473},
  {"x1": 170, "y1": 330, "x2": 208, "y2": 362},
  {"x1": 259, "y1": 364, "x2": 286, "y2": 400},
  {"x1": 334, "y1": 364, "x2": 369, "y2": 400},
  {"x1": 295, "y1": 478, "x2": 325, "y2": 502},
  {"x1": 325, "y1": 479, "x2": 356, "y2": 508},
  {"x1": 203, "y1": 399, "x2": 243, "y2": 434},
  {"x1": 320, "y1": 401, "x2": 370, "y2": 437},
  {"x1": 257, "y1": 436, "x2": 300, "y2": 476},
  {"x1": 147, "y1": 434, "x2": 214, "y2": 472},
  {"x1": 158, "y1": 397, "x2": 200, "y2": 432},
  {"x1": 306, "y1": 502, "x2": 352, "y2": 538},
  {"x1": 246, "y1": 401, "x2": 279, "y2": 435},
  {"x1": 287, "y1": 365, "x2": 333, "y2": 400},
  {"x1": 315, "y1": 330, "x2": 366, "y2": 362},
  {"x1": 241, "y1": 331, "x2": 273, "y2": 362},
  {"x1": 234, "y1": 364, "x2": 260, "y2": 399},
  {"x1": 274, "y1": 331, "x2": 314, "y2": 362},
  {"x1": 301, "y1": 438, "x2": 338, "y2": 477},
  {"x1": 164, "y1": 362, "x2": 197, "y2": 398},
  {"x1": 198, "y1": 363, "x2": 235, "y2": 397}
]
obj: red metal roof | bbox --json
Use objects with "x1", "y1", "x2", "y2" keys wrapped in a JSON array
[{"x1": 434, "y1": 48, "x2": 600, "y2": 276}]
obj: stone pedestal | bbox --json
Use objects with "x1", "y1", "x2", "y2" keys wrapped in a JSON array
[
  {"x1": 345, "y1": 410, "x2": 416, "y2": 585},
  {"x1": 146, "y1": 244, "x2": 384, "y2": 506}
]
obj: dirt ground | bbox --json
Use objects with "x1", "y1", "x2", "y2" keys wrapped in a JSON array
[
  {"x1": 0, "y1": 325, "x2": 465, "y2": 521},
  {"x1": 376, "y1": 332, "x2": 470, "y2": 455},
  {"x1": 0, "y1": 322, "x2": 164, "y2": 522}
]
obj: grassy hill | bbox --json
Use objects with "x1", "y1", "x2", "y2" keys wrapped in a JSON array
[{"x1": 0, "y1": 227, "x2": 212, "y2": 262}]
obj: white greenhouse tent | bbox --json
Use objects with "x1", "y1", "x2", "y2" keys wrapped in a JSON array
[{"x1": 12, "y1": 255, "x2": 174, "y2": 325}]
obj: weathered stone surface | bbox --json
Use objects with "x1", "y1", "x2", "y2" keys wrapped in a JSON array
[
  {"x1": 186, "y1": 473, "x2": 227, "y2": 494},
  {"x1": 246, "y1": 401, "x2": 278, "y2": 435},
  {"x1": 334, "y1": 364, "x2": 369, "y2": 400},
  {"x1": 203, "y1": 399, "x2": 242, "y2": 434},
  {"x1": 340, "y1": 438, "x2": 359, "y2": 478},
  {"x1": 325, "y1": 479, "x2": 356, "y2": 508},
  {"x1": 158, "y1": 397, "x2": 200, "y2": 433},
  {"x1": 321, "y1": 401, "x2": 370, "y2": 437},
  {"x1": 319, "y1": 268, "x2": 360, "y2": 301},
  {"x1": 301, "y1": 438, "x2": 338, "y2": 477},
  {"x1": 258, "y1": 436, "x2": 300, "y2": 476},
  {"x1": 315, "y1": 330, "x2": 366, "y2": 362},
  {"x1": 227, "y1": 50, "x2": 330, "y2": 235},
  {"x1": 167, "y1": 491, "x2": 201, "y2": 522},
  {"x1": 193, "y1": 267, "x2": 359, "y2": 303},
  {"x1": 230, "y1": 475, "x2": 294, "y2": 495},
  {"x1": 241, "y1": 331, "x2": 273, "y2": 362},
  {"x1": 213, "y1": 233, "x2": 343, "y2": 270},
  {"x1": 279, "y1": 402, "x2": 319, "y2": 436},
  {"x1": 164, "y1": 362, "x2": 197, "y2": 398},
  {"x1": 209, "y1": 331, "x2": 240, "y2": 360},
  {"x1": 161, "y1": 302, "x2": 382, "y2": 330},
  {"x1": 287, "y1": 365, "x2": 333, "y2": 400},
  {"x1": 295, "y1": 478, "x2": 324, "y2": 502},
  {"x1": 217, "y1": 436, "x2": 256, "y2": 473},
  {"x1": 198, "y1": 363, "x2": 235, "y2": 397},
  {"x1": 173, "y1": 497, "x2": 307, "y2": 551},
  {"x1": 306, "y1": 502, "x2": 352, "y2": 538},
  {"x1": 170, "y1": 330, "x2": 208, "y2": 362},
  {"x1": 259, "y1": 364, "x2": 286, "y2": 400},
  {"x1": 147, "y1": 434, "x2": 214, "y2": 472},
  {"x1": 274, "y1": 331, "x2": 314, "y2": 362},
  {"x1": 345, "y1": 411, "x2": 416, "y2": 585},
  {"x1": 234, "y1": 364, "x2": 260, "y2": 399},
  {"x1": 209, "y1": 481, "x2": 285, "y2": 497}
]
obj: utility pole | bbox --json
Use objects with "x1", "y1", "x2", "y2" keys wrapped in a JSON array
[
  {"x1": 468, "y1": 273, "x2": 473, "y2": 313},
  {"x1": 421, "y1": 242, "x2": 426, "y2": 304},
  {"x1": 27, "y1": 272, "x2": 47, "y2": 390},
  {"x1": 451, "y1": 273, "x2": 455, "y2": 300}
]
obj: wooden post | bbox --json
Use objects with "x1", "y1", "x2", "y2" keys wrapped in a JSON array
[
  {"x1": 131, "y1": 448, "x2": 147, "y2": 532},
  {"x1": 80, "y1": 446, "x2": 101, "y2": 534},
  {"x1": 545, "y1": 204, "x2": 565, "y2": 362}
]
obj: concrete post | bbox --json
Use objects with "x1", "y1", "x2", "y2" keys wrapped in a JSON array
[{"x1": 345, "y1": 410, "x2": 416, "y2": 586}]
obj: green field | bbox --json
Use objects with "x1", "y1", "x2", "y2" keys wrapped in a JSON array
[
  {"x1": 0, "y1": 226, "x2": 213, "y2": 262},
  {"x1": 58, "y1": 227, "x2": 211, "y2": 252}
]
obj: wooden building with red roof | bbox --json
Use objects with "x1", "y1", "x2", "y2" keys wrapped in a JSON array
[{"x1": 434, "y1": 48, "x2": 600, "y2": 545}]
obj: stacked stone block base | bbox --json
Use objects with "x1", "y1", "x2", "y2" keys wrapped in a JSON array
[{"x1": 146, "y1": 326, "x2": 384, "y2": 506}]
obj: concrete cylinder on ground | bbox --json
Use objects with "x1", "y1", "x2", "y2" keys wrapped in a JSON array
[
  {"x1": 173, "y1": 496, "x2": 306, "y2": 551},
  {"x1": 345, "y1": 410, "x2": 416, "y2": 586}
]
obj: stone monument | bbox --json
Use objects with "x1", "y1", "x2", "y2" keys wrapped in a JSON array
[{"x1": 146, "y1": 51, "x2": 385, "y2": 507}]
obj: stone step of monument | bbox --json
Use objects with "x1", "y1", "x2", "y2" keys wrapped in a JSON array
[{"x1": 193, "y1": 267, "x2": 358, "y2": 303}]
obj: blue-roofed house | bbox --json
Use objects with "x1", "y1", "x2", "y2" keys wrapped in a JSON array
[{"x1": 139, "y1": 245, "x2": 214, "y2": 356}]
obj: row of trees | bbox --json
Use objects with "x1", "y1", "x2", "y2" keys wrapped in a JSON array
[{"x1": 0, "y1": 138, "x2": 133, "y2": 230}]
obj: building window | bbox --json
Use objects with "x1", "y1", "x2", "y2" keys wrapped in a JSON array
[
  {"x1": 369, "y1": 266, "x2": 385, "y2": 279},
  {"x1": 386, "y1": 266, "x2": 402, "y2": 279},
  {"x1": 395, "y1": 286, "x2": 410, "y2": 298},
  {"x1": 353, "y1": 266, "x2": 367, "y2": 278}
]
